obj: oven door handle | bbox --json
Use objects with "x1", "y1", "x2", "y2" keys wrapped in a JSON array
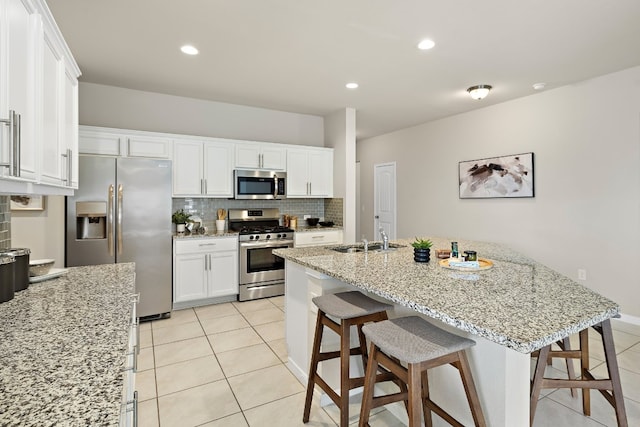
[{"x1": 239, "y1": 240, "x2": 294, "y2": 249}]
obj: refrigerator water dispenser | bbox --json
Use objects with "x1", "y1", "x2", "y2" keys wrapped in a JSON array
[{"x1": 76, "y1": 202, "x2": 106, "y2": 239}]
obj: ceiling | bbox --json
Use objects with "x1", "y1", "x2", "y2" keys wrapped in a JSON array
[{"x1": 47, "y1": 0, "x2": 640, "y2": 140}]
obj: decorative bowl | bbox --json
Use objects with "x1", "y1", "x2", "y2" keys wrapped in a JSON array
[
  {"x1": 318, "y1": 221, "x2": 334, "y2": 227},
  {"x1": 29, "y1": 259, "x2": 55, "y2": 276},
  {"x1": 306, "y1": 217, "x2": 320, "y2": 226}
]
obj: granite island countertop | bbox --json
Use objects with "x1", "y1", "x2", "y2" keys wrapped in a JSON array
[
  {"x1": 274, "y1": 237, "x2": 619, "y2": 353},
  {"x1": 0, "y1": 263, "x2": 136, "y2": 426}
]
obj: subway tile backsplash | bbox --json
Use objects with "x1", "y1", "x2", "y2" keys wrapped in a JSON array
[
  {"x1": 0, "y1": 196, "x2": 11, "y2": 249},
  {"x1": 172, "y1": 198, "x2": 344, "y2": 229}
]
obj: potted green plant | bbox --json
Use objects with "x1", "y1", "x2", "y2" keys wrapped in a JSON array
[
  {"x1": 172, "y1": 209, "x2": 190, "y2": 233},
  {"x1": 411, "y1": 237, "x2": 433, "y2": 262}
]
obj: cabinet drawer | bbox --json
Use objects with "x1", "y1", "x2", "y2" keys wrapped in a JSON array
[
  {"x1": 174, "y1": 237, "x2": 238, "y2": 254},
  {"x1": 294, "y1": 230, "x2": 343, "y2": 247}
]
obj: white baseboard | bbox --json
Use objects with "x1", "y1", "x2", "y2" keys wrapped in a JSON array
[{"x1": 618, "y1": 313, "x2": 640, "y2": 326}]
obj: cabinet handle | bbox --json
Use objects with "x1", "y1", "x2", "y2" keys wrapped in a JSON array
[
  {"x1": 311, "y1": 235, "x2": 325, "y2": 239},
  {"x1": 0, "y1": 110, "x2": 19, "y2": 175},
  {"x1": 199, "y1": 243, "x2": 217, "y2": 247},
  {"x1": 14, "y1": 112, "x2": 20, "y2": 177},
  {"x1": 309, "y1": 182, "x2": 311, "y2": 195},
  {"x1": 204, "y1": 179, "x2": 208, "y2": 194},
  {"x1": 62, "y1": 148, "x2": 72, "y2": 185}
]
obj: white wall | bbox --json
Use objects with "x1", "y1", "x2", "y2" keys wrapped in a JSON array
[
  {"x1": 357, "y1": 66, "x2": 640, "y2": 317},
  {"x1": 325, "y1": 108, "x2": 357, "y2": 242},
  {"x1": 79, "y1": 82, "x2": 325, "y2": 146},
  {"x1": 11, "y1": 195, "x2": 65, "y2": 268}
]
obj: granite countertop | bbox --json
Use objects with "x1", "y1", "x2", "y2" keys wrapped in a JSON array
[
  {"x1": 274, "y1": 237, "x2": 619, "y2": 353},
  {"x1": 0, "y1": 263, "x2": 136, "y2": 426},
  {"x1": 173, "y1": 231, "x2": 239, "y2": 239},
  {"x1": 294, "y1": 225, "x2": 343, "y2": 233}
]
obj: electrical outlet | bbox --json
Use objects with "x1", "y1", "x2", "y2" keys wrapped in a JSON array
[{"x1": 578, "y1": 269, "x2": 587, "y2": 281}]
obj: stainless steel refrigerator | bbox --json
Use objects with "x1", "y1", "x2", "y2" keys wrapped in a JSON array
[{"x1": 66, "y1": 156, "x2": 172, "y2": 319}]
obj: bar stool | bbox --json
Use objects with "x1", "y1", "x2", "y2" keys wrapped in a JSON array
[
  {"x1": 530, "y1": 319, "x2": 628, "y2": 427},
  {"x1": 359, "y1": 316, "x2": 486, "y2": 427},
  {"x1": 303, "y1": 291, "x2": 393, "y2": 427}
]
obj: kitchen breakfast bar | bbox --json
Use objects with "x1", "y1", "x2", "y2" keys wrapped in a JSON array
[{"x1": 274, "y1": 237, "x2": 625, "y2": 426}]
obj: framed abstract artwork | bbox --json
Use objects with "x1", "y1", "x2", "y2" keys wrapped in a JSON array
[
  {"x1": 459, "y1": 152, "x2": 534, "y2": 199},
  {"x1": 10, "y1": 195, "x2": 46, "y2": 211}
]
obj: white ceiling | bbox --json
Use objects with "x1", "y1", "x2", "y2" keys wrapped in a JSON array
[{"x1": 47, "y1": 0, "x2": 640, "y2": 140}]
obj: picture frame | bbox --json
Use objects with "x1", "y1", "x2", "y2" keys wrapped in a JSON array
[
  {"x1": 10, "y1": 195, "x2": 46, "y2": 211},
  {"x1": 459, "y1": 152, "x2": 534, "y2": 199}
]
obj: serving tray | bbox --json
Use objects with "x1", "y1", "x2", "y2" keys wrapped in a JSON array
[
  {"x1": 439, "y1": 258, "x2": 493, "y2": 271},
  {"x1": 29, "y1": 268, "x2": 69, "y2": 283}
]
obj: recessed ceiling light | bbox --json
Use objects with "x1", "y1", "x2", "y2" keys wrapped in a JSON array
[
  {"x1": 180, "y1": 45, "x2": 199, "y2": 55},
  {"x1": 346, "y1": 82, "x2": 359, "y2": 89},
  {"x1": 417, "y1": 39, "x2": 435, "y2": 50},
  {"x1": 532, "y1": 82, "x2": 546, "y2": 90}
]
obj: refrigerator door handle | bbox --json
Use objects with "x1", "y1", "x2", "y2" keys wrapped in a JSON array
[
  {"x1": 108, "y1": 184, "x2": 115, "y2": 256},
  {"x1": 117, "y1": 184, "x2": 124, "y2": 256}
]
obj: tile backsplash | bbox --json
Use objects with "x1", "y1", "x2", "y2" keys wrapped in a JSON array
[
  {"x1": 0, "y1": 196, "x2": 10, "y2": 249},
  {"x1": 172, "y1": 198, "x2": 343, "y2": 229}
]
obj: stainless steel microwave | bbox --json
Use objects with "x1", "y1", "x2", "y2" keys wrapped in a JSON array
[{"x1": 234, "y1": 170, "x2": 286, "y2": 200}]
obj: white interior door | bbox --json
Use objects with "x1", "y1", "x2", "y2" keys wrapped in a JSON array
[{"x1": 374, "y1": 162, "x2": 397, "y2": 239}]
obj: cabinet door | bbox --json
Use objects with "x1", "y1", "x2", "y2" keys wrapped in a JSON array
[
  {"x1": 172, "y1": 140, "x2": 204, "y2": 196},
  {"x1": 235, "y1": 143, "x2": 261, "y2": 169},
  {"x1": 286, "y1": 149, "x2": 309, "y2": 197},
  {"x1": 62, "y1": 67, "x2": 79, "y2": 188},
  {"x1": 260, "y1": 145, "x2": 286, "y2": 170},
  {"x1": 209, "y1": 251, "x2": 238, "y2": 297},
  {"x1": 127, "y1": 135, "x2": 171, "y2": 158},
  {"x1": 1, "y1": 0, "x2": 37, "y2": 180},
  {"x1": 173, "y1": 253, "x2": 209, "y2": 303},
  {"x1": 79, "y1": 130, "x2": 124, "y2": 156},
  {"x1": 39, "y1": 33, "x2": 64, "y2": 185},
  {"x1": 308, "y1": 150, "x2": 333, "y2": 197},
  {"x1": 203, "y1": 140, "x2": 234, "y2": 197}
]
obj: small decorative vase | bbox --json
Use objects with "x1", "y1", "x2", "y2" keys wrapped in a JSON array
[
  {"x1": 413, "y1": 248, "x2": 431, "y2": 263},
  {"x1": 176, "y1": 223, "x2": 186, "y2": 233}
]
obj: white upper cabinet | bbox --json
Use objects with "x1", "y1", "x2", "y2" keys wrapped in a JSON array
[
  {"x1": 173, "y1": 138, "x2": 234, "y2": 197},
  {"x1": 235, "y1": 142, "x2": 286, "y2": 170},
  {"x1": 79, "y1": 127, "x2": 171, "y2": 159},
  {"x1": 0, "y1": 0, "x2": 80, "y2": 195},
  {"x1": 0, "y1": 0, "x2": 38, "y2": 182},
  {"x1": 287, "y1": 147, "x2": 333, "y2": 198}
]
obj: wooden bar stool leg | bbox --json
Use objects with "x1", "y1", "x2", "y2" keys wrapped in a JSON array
[
  {"x1": 421, "y1": 369, "x2": 433, "y2": 427},
  {"x1": 358, "y1": 342, "x2": 379, "y2": 427},
  {"x1": 580, "y1": 329, "x2": 591, "y2": 416},
  {"x1": 558, "y1": 337, "x2": 577, "y2": 397},
  {"x1": 456, "y1": 351, "x2": 487, "y2": 427},
  {"x1": 407, "y1": 363, "x2": 423, "y2": 427},
  {"x1": 601, "y1": 320, "x2": 628, "y2": 427},
  {"x1": 340, "y1": 319, "x2": 352, "y2": 427},
  {"x1": 303, "y1": 311, "x2": 325, "y2": 422},
  {"x1": 530, "y1": 345, "x2": 550, "y2": 426}
]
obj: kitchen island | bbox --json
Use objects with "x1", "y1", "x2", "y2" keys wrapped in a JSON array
[
  {"x1": 274, "y1": 238, "x2": 620, "y2": 426},
  {"x1": 0, "y1": 263, "x2": 136, "y2": 426}
]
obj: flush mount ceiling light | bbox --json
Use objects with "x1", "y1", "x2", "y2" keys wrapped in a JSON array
[
  {"x1": 345, "y1": 82, "x2": 359, "y2": 89},
  {"x1": 467, "y1": 84, "x2": 492, "y2": 100},
  {"x1": 180, "y1": 45, "x2": 199, "y2": 55},
  {"x1": 417, "y1": 39, "x2": 435, "y2": 50}
]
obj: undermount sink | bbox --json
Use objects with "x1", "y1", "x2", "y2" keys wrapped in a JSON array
[{"x1": 331, "y1": 243, "x2": 405, "y2": 253}]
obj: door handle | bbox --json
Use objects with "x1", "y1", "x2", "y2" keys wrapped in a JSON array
[
  {"x1": 117, "y1": 184, "x2": 124, "y2": 256},
  {"x1": 108, "y1": 184, "x2": 115, "y2": 256}
]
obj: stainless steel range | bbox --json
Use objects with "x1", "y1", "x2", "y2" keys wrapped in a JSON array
[{"x1": 229, "y1": 208, "x2": 294, "y2": 301}]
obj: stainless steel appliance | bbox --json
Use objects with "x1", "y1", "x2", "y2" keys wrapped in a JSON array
[
  {"x1": 234, "y1": 170, "x2": 286, "y2": 200},
  {"x1": 229, "y1": 208, "x2": 293, "y2": 301},
  {"x1": 66, "y1": 156, "x2": 172, "y2": 319}
]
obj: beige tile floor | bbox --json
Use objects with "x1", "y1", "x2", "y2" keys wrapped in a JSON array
[{"x1": 136, "y1": 298, "x2": 640, "y2": 427}]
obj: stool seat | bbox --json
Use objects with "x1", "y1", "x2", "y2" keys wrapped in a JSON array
[
  {"x1": 362, "y1": 316, "x2": 475, "y2": 363},
  {"x1": 312, "y1": 291, "x2": 392, "y2": 319}
]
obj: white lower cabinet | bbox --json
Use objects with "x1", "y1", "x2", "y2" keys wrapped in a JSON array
[
  {"x1": 294, "y1": 229, "x2": 343, "y2": 248},
  {"x1": 173, "y1": 236, "x2": 239, "y2": 309},
  {"x1": 120, "y1": 294, "x2": 139, "y2": 427}
]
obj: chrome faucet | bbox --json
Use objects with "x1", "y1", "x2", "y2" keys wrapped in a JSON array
[
  {"x1": 379, "y1": 227, "x2": 389, "y2": 251},
  {"x1": 362, "y1": 237, "x2": 369, "y2": 252}
]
